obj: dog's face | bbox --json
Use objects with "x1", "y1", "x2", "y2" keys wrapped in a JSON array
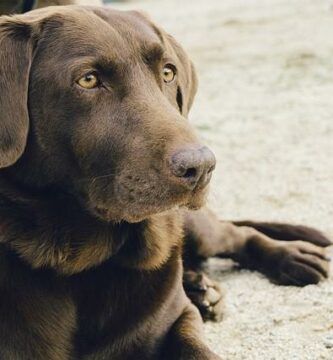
[{"x1": 0, "y1": 6, "x2": 215, "y2": 223}]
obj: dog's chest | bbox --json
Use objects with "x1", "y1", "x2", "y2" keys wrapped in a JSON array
[
  {"x1": 1, "y1": 249, "x2": 185, "y2": 359},
  {"x1": 72, "y1": 255, "x2": 185, "y2": 359},
  {"x1": 0, "y1": 250, "x2": 76, "y2": 359}
]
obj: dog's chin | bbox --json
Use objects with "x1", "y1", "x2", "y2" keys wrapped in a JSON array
[
  {"x1": 184, "y1": 188, "x2": 208, "y2": 210},
  {"x1": 92, "y1": 203, "x2": 178, "y2": 224},
  {"x1": 90, "y1": 188, "x2": 209, "y2": 224}
]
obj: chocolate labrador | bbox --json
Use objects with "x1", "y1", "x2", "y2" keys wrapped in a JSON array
[{"x1": 0, "y1": 5, "x2": 330, "y2": 359}]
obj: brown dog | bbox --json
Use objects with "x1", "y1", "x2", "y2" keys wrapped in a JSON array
[{"x1": 0, "y1": 5, "x2": 330, "y2": 359}]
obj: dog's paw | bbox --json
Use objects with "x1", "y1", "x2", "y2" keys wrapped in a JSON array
[
  {"x1": 264, "y1": 240, "x2": 330, "y2": 286},
  {"x1": 183, "y1": 271, "x2": 224, "y2": 322}
]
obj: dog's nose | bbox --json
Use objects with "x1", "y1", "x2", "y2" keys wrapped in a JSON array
[{"x1": 169, "y1": 146, "x2": 216, "y2": 190}]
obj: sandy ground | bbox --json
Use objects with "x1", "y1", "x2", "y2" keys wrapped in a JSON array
[{"x1": 109, "y1": 1, "x2": 333, "y2": 358}]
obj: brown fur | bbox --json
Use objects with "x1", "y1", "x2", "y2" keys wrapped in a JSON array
[
  {"x1": 0, "y1": 5, "x2": 330, "y2": 360},
  {"x1": 0, "y1": 6, "x2": 215, "y2": 359}
]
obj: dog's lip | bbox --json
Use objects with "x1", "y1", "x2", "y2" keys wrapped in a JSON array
[
  {"x1": 93, "y1": 202, "x2": 179, "y2": 223},
  {"x1": 90, "y1": 179, "x2": 209, "y2": 223},
  {"x1": 92, "y1": 196, "x2": 203, "y2": 223}
]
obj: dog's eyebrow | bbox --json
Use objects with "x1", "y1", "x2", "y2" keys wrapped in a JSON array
[
  {"x1": 69, "y1": 56, "x2": 121, "y2": 76},
  {"x1": 142, "y1": 44, "x2": 165, "y2": 64}
]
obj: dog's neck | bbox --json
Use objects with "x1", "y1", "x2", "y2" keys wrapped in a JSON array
[{"x1": 0, "y1": 174, "x2": 183, "y2": 275}]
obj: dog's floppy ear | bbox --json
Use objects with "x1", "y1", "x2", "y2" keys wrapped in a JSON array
[{"x1": 0, "y1": 16, "x2": 36, "y2": 168}]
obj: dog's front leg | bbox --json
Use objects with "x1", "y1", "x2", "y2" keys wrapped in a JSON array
[
  {"x1": 161, "y1": 303, "x2": 221, "y2": 360},
  {"x1": 183, "y1": 208, "x2": 330, "y2": 286}
]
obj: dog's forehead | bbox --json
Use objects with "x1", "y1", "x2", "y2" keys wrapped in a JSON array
[
  {"x1": 94, "y1": 8, "x2": 162, "y2": 43},
  {"x1": 43, "y1": 7, "x2": 163, "y2": 58}
]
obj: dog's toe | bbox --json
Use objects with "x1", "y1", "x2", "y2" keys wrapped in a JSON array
[
  {"x1": 263, "y1": 241, "x2": 330, "y2": 286},
  {"x1": 183, "y1": 271, "x2": 224, "y2": 322}
]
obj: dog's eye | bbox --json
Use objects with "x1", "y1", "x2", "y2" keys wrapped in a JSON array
[
  {"x1": 77, "y1": 73, "x2": 100, "y2": 89},
  {"x1": 162, "y1": 65, "x2": 176, "y2": 83}
]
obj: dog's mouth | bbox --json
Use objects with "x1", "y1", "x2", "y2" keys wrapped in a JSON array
[
  {"x1": 90, "y1": 182, "x2": 209, "y2": 223},
  {"x1": 84, "y1": 152, "x2": 214, "y2": 223}
]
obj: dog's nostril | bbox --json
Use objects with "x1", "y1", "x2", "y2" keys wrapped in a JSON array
[
  {"x1": 207, "y1": 166, "x2": 215, "y2": 174},
  {"x1": 183, "y1": 167, "x2": 197, "y2": 179}
]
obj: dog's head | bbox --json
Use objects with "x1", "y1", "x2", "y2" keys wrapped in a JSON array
[{"x1": 0, "y1": 6, "x2": 215, "y2": 223}]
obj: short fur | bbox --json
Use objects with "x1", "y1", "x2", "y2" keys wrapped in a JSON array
[{"x1": 0, "y1": 6, "x2": 330, "y2": 359}]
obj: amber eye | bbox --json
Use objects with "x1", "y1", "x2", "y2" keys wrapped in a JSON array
[
  {"x1": 77, "y1": 73, "x2": 99, "y2": 89},
  {"x1": 162, "y1": 65, "x2": 176, "y2": 83}
]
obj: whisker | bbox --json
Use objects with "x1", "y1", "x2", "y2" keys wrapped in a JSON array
[
  {"x1": 91, "y1": 172, "x2": 116, "y2": 181},
  {"x1": 78, "y1": 170, "x2": 117, "y2": 183}
]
